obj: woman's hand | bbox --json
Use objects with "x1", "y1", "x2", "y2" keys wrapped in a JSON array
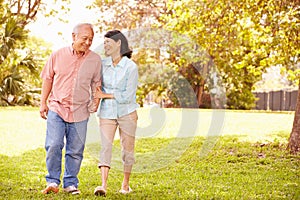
[
  {"x1": 94, "y1": 87, "x2": 114, "y2": 99},
  {"x1": 94, "y1": 87, "x2": 105, "y2": 99}
]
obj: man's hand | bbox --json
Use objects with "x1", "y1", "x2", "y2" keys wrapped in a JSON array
[
  {"x1": 88, "y1": 98, "x2": 100, "y2": 113},
  {"x1": 40, "y1": 104, "x2": 49, "y2": 119}
]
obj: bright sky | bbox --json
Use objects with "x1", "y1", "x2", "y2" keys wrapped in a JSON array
[{"x1": 28, "y1": 0, "x2": 102, "y2": 50}]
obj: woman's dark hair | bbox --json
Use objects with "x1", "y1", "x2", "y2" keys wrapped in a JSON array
[{"x1": 104, "y1": 30, "x2": 132, "y2": 58}]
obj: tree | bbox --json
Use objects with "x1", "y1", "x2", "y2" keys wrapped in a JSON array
[
  {"x1": 288, "y1": 83, "x2": 300, "y2": 154},
  {"x1": 0, "y1": 3, "x2": 37, "y2": 105},
  {"x1": 0, "y1": 0, "x2": 68, "y2": 106},
  {"x1": 282, "y1": 3, "x2": 300, "y2": 154},
  {"x1": 164, "y1": 0, "x2": 300, "y2": 152},
  {"x1": 90, "y1": 0, "x2": 167, "y2": 32},
  {"x1": 163, "y1": 0, "x2": 281, "y2": 109},
  {"x1": 91, "y1": 0, "x2": 299, "y2": 111},
  {"x1": 258, "y1": 0, "x2": 300, "y2": 154},
  {"x1": 92, "y1": 1, "x2": 168, "y2": 106},
  {"x1": 91, "y1": 0, "x2": 271, "y2": 109},
  {"x1": 91, "y1": 0, "x2": 210, "y2": 107}
]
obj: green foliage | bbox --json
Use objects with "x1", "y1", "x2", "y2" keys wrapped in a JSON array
[
  {"x1": 133, "y1": 47, "x2": 167, "y2": 107},
  {"x1": 92, "y1": 0, "x2": 165, "y2": 32},
  {"x1": 227, "y1": 88, "x2": 257, "y2": 109},
  {"x1": 92, "y1": 2, "x2": 207, "y2": 108},
  {"x1": 0, "y1": 1, "x2": 52, "y2": 106},
  {"x1": 163, "y1": 0, "x2": 300, "y2": 109},
  {"x1": 89, "y1": 0, "x2": 300, "y2": 109},
  {"x1": 94, "y1": 0, "x2": 300, "y2": 109}
]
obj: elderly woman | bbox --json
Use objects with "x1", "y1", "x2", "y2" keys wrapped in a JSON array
[{"x1": 93, "y1": 30, "x2": 139, "y2": 196}]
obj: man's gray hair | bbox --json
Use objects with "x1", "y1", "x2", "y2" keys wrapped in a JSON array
[{"x1": 73, "y1": 23, "x2": 93, "y2": 34}]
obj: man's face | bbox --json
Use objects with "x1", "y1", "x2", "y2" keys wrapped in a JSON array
[{"x1": 72, "y1": 25, "x2": 94, "y2": 53}]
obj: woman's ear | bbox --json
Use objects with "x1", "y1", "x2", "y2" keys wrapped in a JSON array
[{"x1": 117, "y1": 39, "x2": 121, "y2": 47}]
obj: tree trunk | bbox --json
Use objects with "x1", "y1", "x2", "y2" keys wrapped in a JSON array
[
  {"x1": 287, "y1": 83, "x2": 300, "y2": 154},
  {"x1": 195, "y1": 80, "x2": 205, "y2": 108}
]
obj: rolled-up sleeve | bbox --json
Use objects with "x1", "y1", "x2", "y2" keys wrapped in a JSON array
[{"x1": 40, "y1": 53, "x2": 55, "y2": 82}]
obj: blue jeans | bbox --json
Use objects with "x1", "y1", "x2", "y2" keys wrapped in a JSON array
[{"x1": 45, "y1": 110, "x2": 88, "y2": 188}]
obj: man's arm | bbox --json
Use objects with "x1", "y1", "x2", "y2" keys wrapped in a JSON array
[
  {"x1": 39, "y1": 79, "x2": 53, "y2": 119},
  {"x1": 89, "y1": 86, "x2": 101, "y2": 113},
  {"x1": 89, "y1": 59, "x2": 102, "y2": 113}
]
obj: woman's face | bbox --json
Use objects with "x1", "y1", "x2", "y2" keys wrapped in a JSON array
[{"x1": 104, "y1": 37, "x2": 121, "y2": 57}]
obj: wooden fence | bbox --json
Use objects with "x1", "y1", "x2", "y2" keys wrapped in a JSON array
[{"x1": 253, "y1": 90, "x2": 298, "y2": 111}]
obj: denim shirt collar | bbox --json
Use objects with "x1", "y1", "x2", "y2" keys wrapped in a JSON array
[{"x1": 103, "y1": 56, "x2": 126, "y2": 68}]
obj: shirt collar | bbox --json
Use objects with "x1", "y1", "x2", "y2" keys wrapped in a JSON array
[
  {"x1": 104, "y1": 56, "x2": 126, "y2": 68},
  {"x1": 70, "y1": 45, "x2": 88, "y2": 57}
]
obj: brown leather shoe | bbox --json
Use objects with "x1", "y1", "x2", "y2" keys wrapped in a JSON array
[{"x1": 41, "y1": 183, "x2": 59, "y2": 194}]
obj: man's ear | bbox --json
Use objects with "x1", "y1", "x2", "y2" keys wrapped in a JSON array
[{"x1": 72, "y1": 33, "x2": 76, "y2": 41}]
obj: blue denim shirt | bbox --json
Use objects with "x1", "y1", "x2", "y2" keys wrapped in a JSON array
[{"x1": 97, "y1": 56, "x2": 139, "y2": 119}]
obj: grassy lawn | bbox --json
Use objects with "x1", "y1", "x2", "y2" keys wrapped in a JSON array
[{"x1": 0, "y1": 107, "x2": 299, "y2": 199}]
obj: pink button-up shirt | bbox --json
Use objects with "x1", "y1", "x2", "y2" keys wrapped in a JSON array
[{"x1": 40, "y1": 46, "x2": 101, "y2": 122}]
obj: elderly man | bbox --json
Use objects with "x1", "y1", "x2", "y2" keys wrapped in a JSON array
[{"x1": 39, "y1": 23, "x2": 101, "y2": 195}]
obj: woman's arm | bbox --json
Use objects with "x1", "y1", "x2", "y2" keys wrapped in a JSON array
[{"x1": 94, "y1": 87, "x2": 114, "y2": 99}]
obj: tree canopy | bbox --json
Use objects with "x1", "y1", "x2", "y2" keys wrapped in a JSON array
[
  {"x1": 164, "y1": 0, "x2": 299, "y2": 109},
  {"x1": 90, "y1": 0, "x2": 299, "y2": 109},
  {"x1": 0, "y1": 0, "x2": 68, "y2": 106},
  {"x1": 1, "y1": 0, "x2": 299, "y2": 109}
]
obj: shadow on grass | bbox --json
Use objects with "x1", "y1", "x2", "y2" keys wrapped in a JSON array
[{"x1": 1, "y1": 135, "x2": 299, "y2": 199}]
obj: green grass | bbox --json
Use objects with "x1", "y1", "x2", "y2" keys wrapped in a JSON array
[{"x1": 0, "y1": 107, "x2": 299, "y2": 199}]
